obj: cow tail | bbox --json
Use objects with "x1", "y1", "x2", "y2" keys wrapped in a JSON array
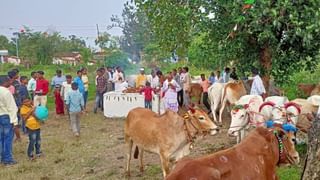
[{"x1": 133, "y1": 146, "x2": 139, "y2": 159}]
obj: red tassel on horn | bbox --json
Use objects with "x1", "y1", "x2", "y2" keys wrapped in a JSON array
[
  {"x1": 284, "y1": 102, "x2": 301, "y2": 114},
  {"x1": 259, "y1": 101, "x2": 276, "y2": 112}
]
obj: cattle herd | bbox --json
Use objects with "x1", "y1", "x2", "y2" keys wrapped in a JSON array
[{"x1": 124, "y1": 80, "x2": 319, "y2": 179}]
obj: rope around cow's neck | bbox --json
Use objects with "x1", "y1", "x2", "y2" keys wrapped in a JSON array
[{"x1": 182, "y1": 113, "x2": 209, "y2": 149}]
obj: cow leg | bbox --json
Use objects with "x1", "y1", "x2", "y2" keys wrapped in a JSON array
[
  {"x1": 125, "y1": 140, "x2": 133, "y2": 176},
  {"x1": 139, "y1": 148, "x2": 144, "y2": 173},
  {"x1": 159, "y1": 151, "x2": 170, "y2": 177},
  {"x1": 219, "y1": 100, "x2": 227, "y2": 123}
]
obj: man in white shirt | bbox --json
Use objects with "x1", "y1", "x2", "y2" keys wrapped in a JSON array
[
  {"x1": 250, "y1": 68, "x2": 266, "y2": 98},
  {"x1": 0, "y1": 75, "x2": 18, "y2": 165},
  {"x1": 27, "y1": 71, "x2": 37, "y2": 100},
  {"x1": 113, "y1": 67, "x2": 124, "y2": 92},
  {"x1": 150, "y1": 70, "x2": 160, "y2": 89}
]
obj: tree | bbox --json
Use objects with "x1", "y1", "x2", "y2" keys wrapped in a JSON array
[
  {"x1": 301, "y1": 116, "x2": 320, "y2": 179},
  {"x1": 109, "y1": 1, "x2": 153, "y2": 62},
  {"x1": 95, "y1": 32, "x2": 111, "y2": 50},
  {"x1": 134, "y1": 0, "x2": 320, "y2": 85}
]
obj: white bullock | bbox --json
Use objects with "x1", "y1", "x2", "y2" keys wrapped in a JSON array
[
  {"x1": 228, "y1": 95, "x2": 265, "y2": 143},
  {"x1": 208, "y1": 83, "x2": 226, "y2": 123}
]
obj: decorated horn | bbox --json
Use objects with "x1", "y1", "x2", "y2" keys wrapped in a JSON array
[
  {"x1": 188, "y1": 103, "x2": 196, "y2": 114},
  {"x1": 284, "y1": 102, "x2": 301, "y2": 114},
  {"x1": 259, "y1": 101, "x2": 276, "y2": 112}
]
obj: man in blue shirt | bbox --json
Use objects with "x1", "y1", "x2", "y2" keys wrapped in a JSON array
[
  {"x1": 51, "y1": 70, "x2": 66, "y2": 89},
  {"x1": 73, "y1": 70, "x2": 85, "y2": 96},
  {"x1": 66, "y1": 82, "x2": 84, "y2": 137}
]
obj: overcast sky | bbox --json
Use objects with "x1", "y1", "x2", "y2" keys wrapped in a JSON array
[{"x1": 0, "y1": 0, "x2": 127, "y2": 47}]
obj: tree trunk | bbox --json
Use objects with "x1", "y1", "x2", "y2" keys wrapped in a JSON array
[
  {"x1": 301, "y1": 116, "x2": 320, "y2": 180},
  {"x1": 259, "y1": 43, "x2": 272, "y2": 95}
]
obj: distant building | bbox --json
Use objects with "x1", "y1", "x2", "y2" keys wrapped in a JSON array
[
  {"x1": 0, "y1": 50, "x2": 21, "y2": 65},
  {"x1": 0, "y1": 50, "x2": 8, "y2": 64},
  {"x1": 52, "y1": 52, "x2": 82, "y2": 66}
]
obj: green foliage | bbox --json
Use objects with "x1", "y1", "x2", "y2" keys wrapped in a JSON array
[
  {"x1": 277, "y1": 166, "x2": 301, "y2": 180},
  {"x1": 104, "y1": 50, "x2": 130, "y2": 69},
  {"x1": 1, "y1": 28, "x2": 92, "y2": 65},
  {"x1": 133, "y1": 0, "x2": 320, "y2": 85}
]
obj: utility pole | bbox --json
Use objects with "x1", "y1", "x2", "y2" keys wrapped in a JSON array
[{"x1": 13, "y1": 32, "x2": 19, "y2": 58}]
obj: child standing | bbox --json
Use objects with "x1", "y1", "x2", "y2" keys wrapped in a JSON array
[
  {"x1": 19, "y1": 76, "x2": 30, "y2": 134},
  {"x1": 20, "y1": 99, "x2": 41, "y2": 160},
  {"x1": 140, "y1": 81, "x2": 154, "y2": 109},
  {"x1": 66, "y1": 82, "x2": 84, "y2": 137}
]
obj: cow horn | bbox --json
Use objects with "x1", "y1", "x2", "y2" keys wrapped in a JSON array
[
  {"x1": 188, "y1": 104, "x2": 196, "y2": 114},
  {"x1": 284, "y1": 102, "x2": 301, "y2": 114},
  {"x1": 259, "y1": 101, "x2": 276, "y2": 112}
]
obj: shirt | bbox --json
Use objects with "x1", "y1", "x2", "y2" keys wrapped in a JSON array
[
  {"x1": 150, "y1": 76, "x2": 160, "y2": 88},
  {"x1": 60, "y1": 82, "x2": 73, "y2": 101},
  {"x1": 35, "y1": 78, "x2": 49, "y2": 95},
  {"x1": 135, "y1": 74, "x2": 147, "y2": 87},
  {"x1": 19, "y1": 84, "x2": 29, "y2": 102},
  {"x1": 200, "y1": 79, "x2": 210, "y2": 93},
  {"x1": 140, "y1": 87, "x2": 154, "y2": 101},
  {"x1": 0, "y1": 86, "x2": 18, "y2": 125},
  {"x1": 82, "y1": 75, "x2": 89, "y2": 91},
  {"x1": 66, "y1": 90, "x2": 84, "y2": 113},
  {"x1": 208, "y1": 76, "x2": 215, "y2": 84},
  {"x1": 51, "y1": 75, "x2": 66, "y2": 87},
  {"x1": 74, "y1": 77, "x2": 85, "y2": 94},
  {"x1": 27, "y1": 78, "x2": 37, "y2": 91},
  {"x1": 20, "y1": 104, "x2": 40, "y2": 130},
  {"x1": 222, "y1": 72, "x2": 230, "y2": 83},
  {"x1": 182, "y1": 72, "x2": 191, "y2": 91},
  {"x1": 250, "y1": 75, "x2": 266, "y2": 95},
  {"x1": 96, "y1": 76, "x2": 107, "y2": 93}
]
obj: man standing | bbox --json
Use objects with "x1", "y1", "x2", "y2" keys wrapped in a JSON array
[
  {"x1": 150, "y1": 70, "x2": 159, "y2": 89},
  {"x1": 113, "y1": 67, "x2": 124, "y2": 92},
  {"x1": 106, "y1": 67, "x2": 114, "y2": 92},
  {"x1": 74, "y1": 70, "x2": 85, "y2": 97},
  {"x1": 27, "y1": 71, "x2": 37, "y2": 101},
  {"x1": 181, "y1": 67, "x2": 191, "y2": 107},
  {"x1": 173, "y1": 68, "x2": 183, "y2": 107},
  {"x1": 250, "y1": 68, "x2": 266, "y2": 99},
  {"x1": 51, "y1": 70, "x2": 66, "y2": 89},
  {"x1": 0, "y1": 75, "x2": 18, "y2": 165},
  {"x1": 81, "y1": 68, "x2": 89, "y2": 109},
  {"x1": 135, "y1": 68, "x2": 147, "y2": 88},
  {"x1": 200, "y1": 74, "x2": 211, "y2": 113},
  {"x1": 222, "y1": 67, "x2": 231, "y2": 83},
  {"x1": 94, "y1": 68, "x2": 107, "y2": 113},
  {"x1": 34, "y1": 71, "x2": 49, "y2": 107}
]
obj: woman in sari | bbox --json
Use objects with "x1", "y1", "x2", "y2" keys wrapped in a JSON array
[{"x1": 161, "y1": 74, "x2": 181, "y2": 112}]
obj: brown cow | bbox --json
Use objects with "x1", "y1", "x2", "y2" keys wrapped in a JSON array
[
  {"x1": 298, "y1": 83, "x2": 316, "y2": 96},
  {"x1": 125, "y1": 107, "x2": 219, "y2": 177},
  {"x1": 219, "y1": 80, "x2": 247, "y2": 123},
  {"x1": 166, "y1": 127, "x2": 299, "y2": 180},
  {"x1": 189, "y1": 83, "x2": 202, "y2": 104}
]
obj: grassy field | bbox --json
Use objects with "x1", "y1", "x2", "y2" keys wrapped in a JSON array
[{"x1": 0, "y1": 63, "x2": 310, "y2": 179}]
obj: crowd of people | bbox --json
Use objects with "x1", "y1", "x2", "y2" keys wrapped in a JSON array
[
  {"x1": 0, "y1": 65, "x2": 266, "y2": 165},
  {"x1": 134, "y1": 66, "x2": 266, "y2": 114}
]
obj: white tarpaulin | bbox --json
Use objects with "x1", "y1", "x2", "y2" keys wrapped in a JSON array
[{"x1": 104, "y1": 92, "x2": 145, "y2": 118}]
